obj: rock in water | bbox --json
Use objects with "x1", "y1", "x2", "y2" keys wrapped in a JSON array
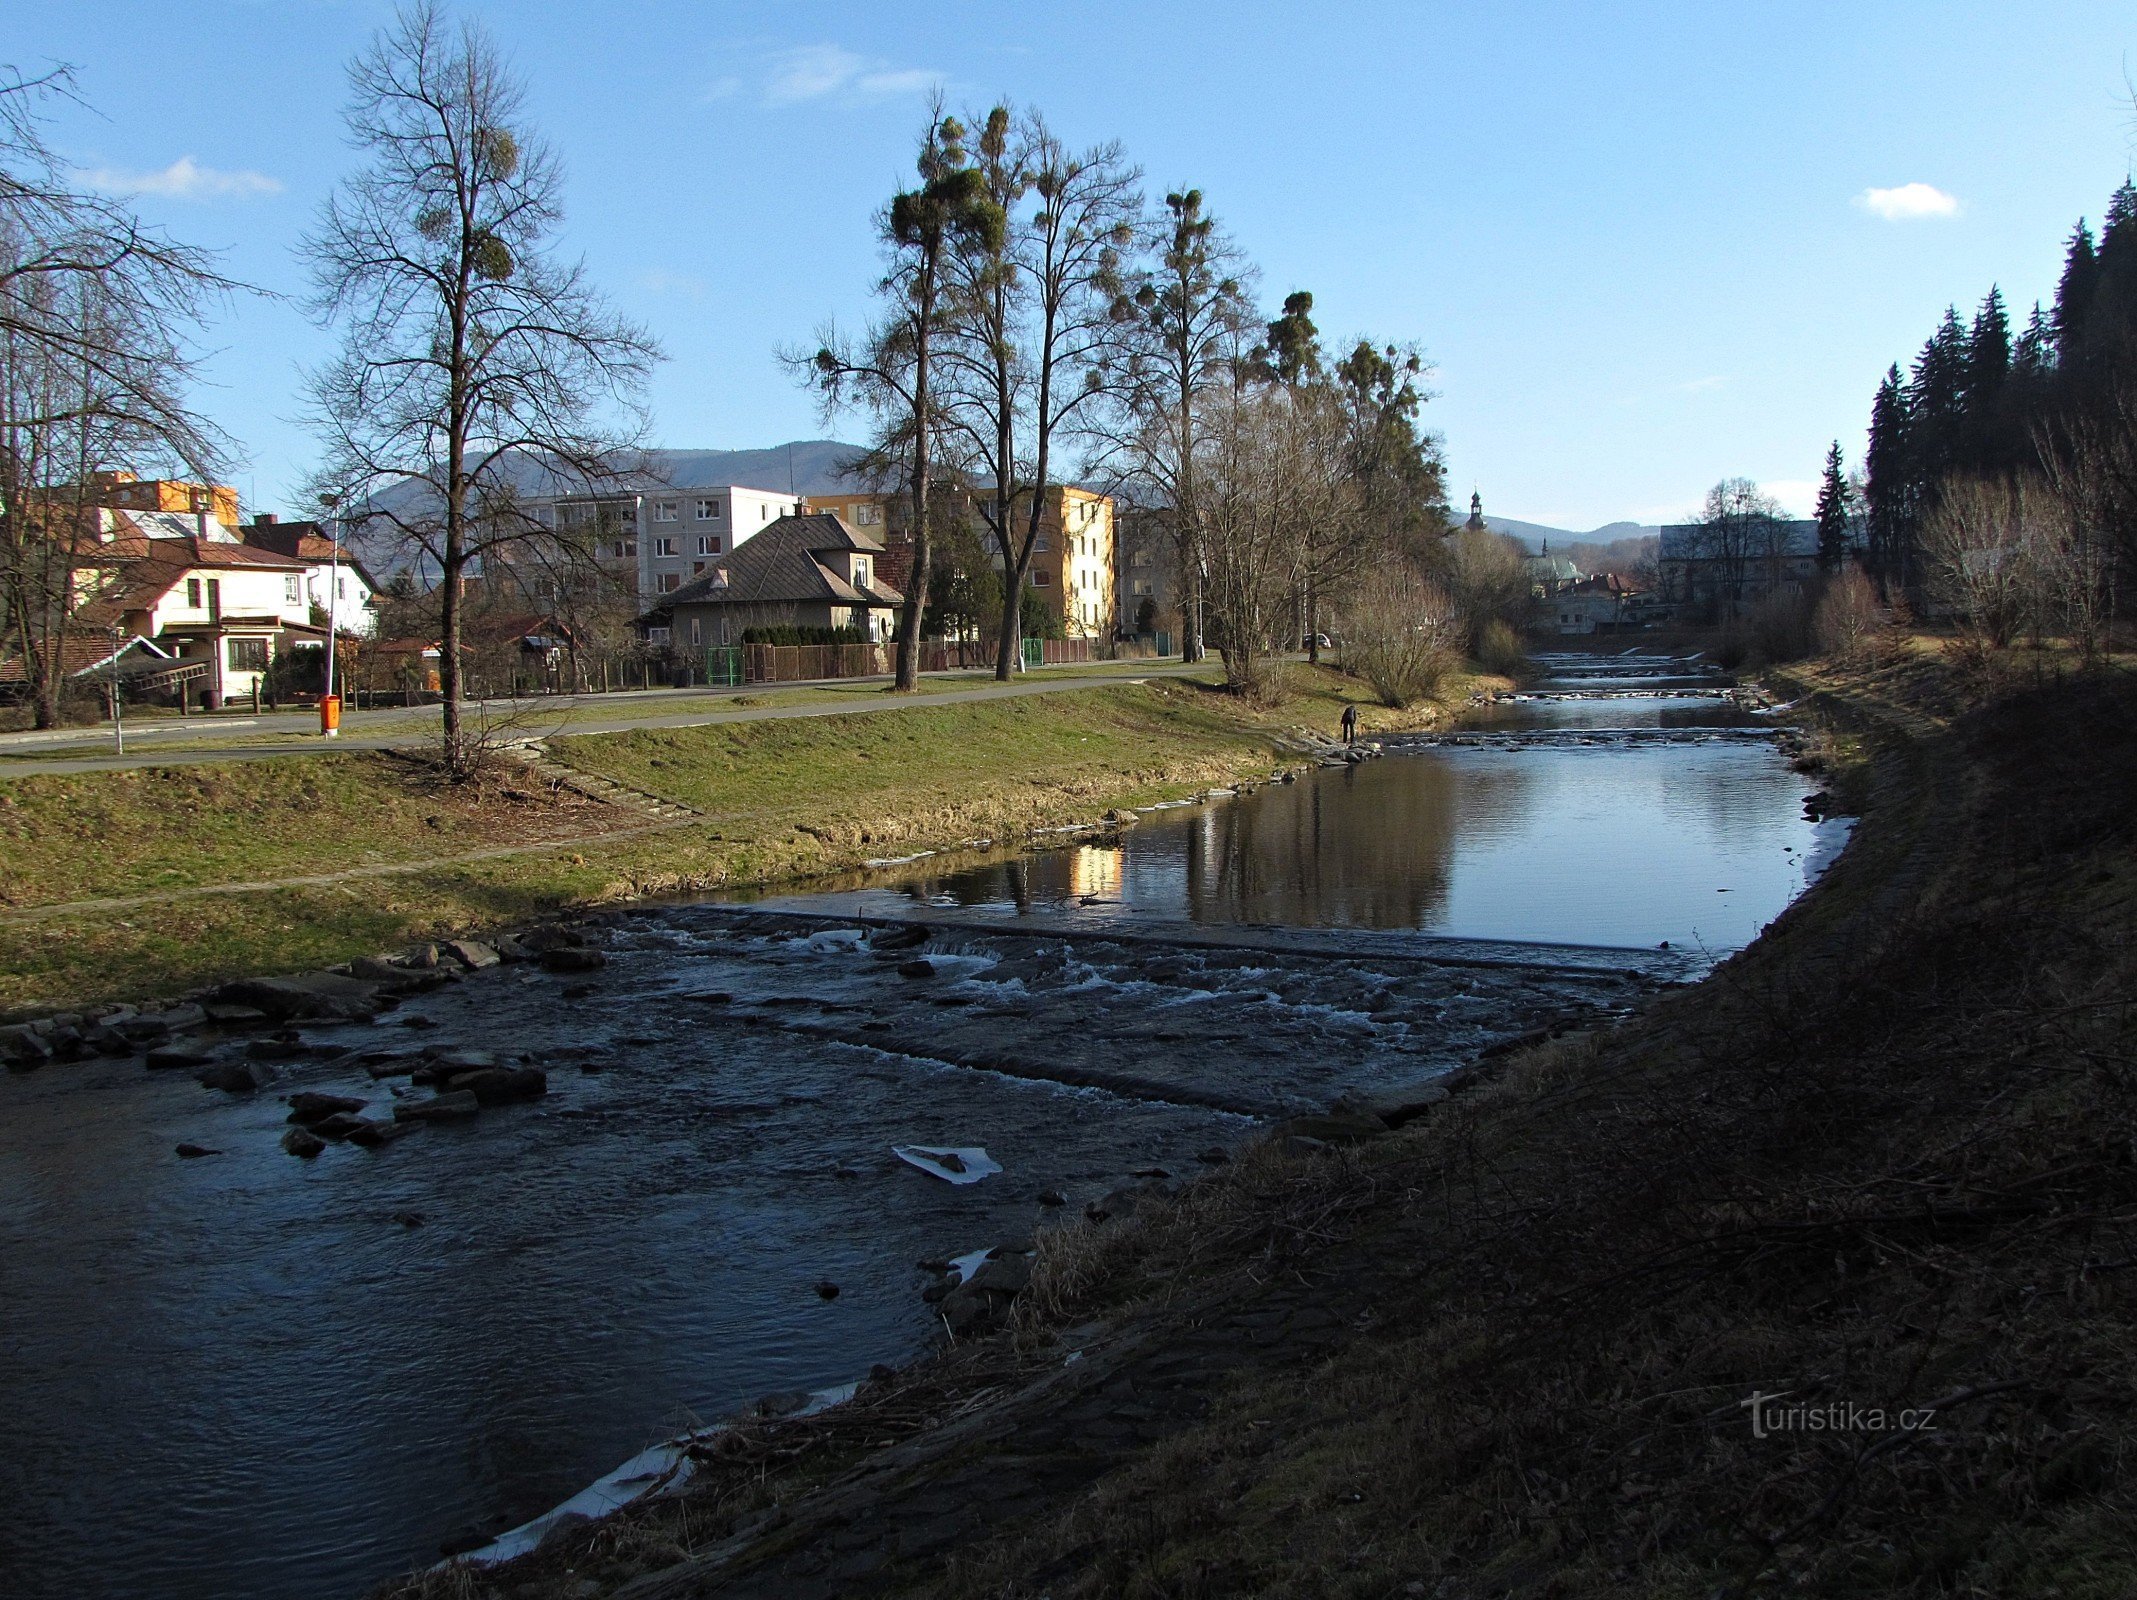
[
  {"x1": 196, "y1": 1061, "x2": 262, "y2": 1094},
  {"x1": 815, "y1": 1280, "x2": 841, "y2": 1300},
  {"x1": 286, "y1": 1092, "x2": 368, "y2": 1125},
  {"x1": 281, "y1": 1128, "x2": 326, "y2": 1159},
  {"x1": 174, "y1": 1143, "x2": 222, "y2": 1159},
  {"x1": 444, "y1": 939, "x2": 501, "y2": 970},
  {"x1": 392, "y1": 1090, "x2": 481, "y2": 1123},
  {"x1": 539, "y1": 947, "x2": 608, "y2": 974},
  {"x1": 445, "y1": 1066, "x2": 547, "y2": 1106}
]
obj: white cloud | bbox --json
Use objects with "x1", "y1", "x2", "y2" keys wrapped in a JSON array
[
  {"x1": 762, "y1": 44, "x2": 938, "y2": 105},
  {"x1": 641, "y1": 268, "x2": 708, "y2": 298},
  {"x1": 1855, "y1": 182, "x2": 1960, "y2": 221},
  {"x1": 77, "y1": 155, "x2": 282, "y2": 201}
]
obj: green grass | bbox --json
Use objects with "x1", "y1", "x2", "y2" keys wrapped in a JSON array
[{"x1": 0, "y1": 755, "x2": 593, "y2": 909}]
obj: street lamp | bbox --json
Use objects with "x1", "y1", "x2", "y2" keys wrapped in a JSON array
[{"x1": 318, "y1": 491, "x2": 343, "y2": 737}]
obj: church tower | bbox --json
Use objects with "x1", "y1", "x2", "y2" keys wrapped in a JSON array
[{"x1": 1464, "y1": 490, "x2": 1486, "y2": 532}]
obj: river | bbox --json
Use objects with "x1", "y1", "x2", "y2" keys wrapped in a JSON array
[{"x1": 0, "y1": 654, "x2": 1847, "y2": 1599}]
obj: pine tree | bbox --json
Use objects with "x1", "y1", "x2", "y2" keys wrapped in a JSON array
[
  {"x1": 2053, "y1": 220, "x2": 2099, "y2": 360},
  {"x1": 1812, "y1": 441, "x2": 1854, "y2": 572},
  {"x1": 1864, "y1": 364, "x2": 1912, "y2": 590}
]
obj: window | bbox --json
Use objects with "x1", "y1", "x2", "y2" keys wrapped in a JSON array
[
  {"x1": 654, "y1": 501, "x2": 678, "y2": 522},
  {"x1": 696, "y1": 499, "x2": 720, "y2": 520},
  {"x1": 1031, "y1": 570, "x2": 1051, "y2": 586},
  {"x1": 1132, "y1": 579, "x2": 1153, "y2": 596},
  {"x1": 691, "y1": 561, "x2": 706, "y2": 575},
  {"x1": 226, "y1": 637, "x2": 268, "y2": 673},
  {"x1": 653, "y1": 537, "x2": 676, "y2": 557},
  {"x1": 689, "y1": 617, "x2": 702, "y2": 645},
  {"x1": 657, "y1": 572, "x2": 682, "y2": 593},
  {"x1": 610, "y1": 539, "x2": 636, "y2": 559},
  {"x1": 336, "y1": 576, "x2": 348, "y2": 599},
  {"x1": 696, "y1": 535, "x2": 720, "y2": 555},
  {"x1": 1131, "y1": 548, "x2": 1151, "y2": 566},
  {"x1": 186, "y1": 578, "x2": 202, "y2": 607},
  {"x1": 854, "y1": 504, "x2": 882, "y2": 526},
  {"x1": 854, "y1": 558, "x2": 871, "y2": 586},
  {"x1": 284, "y1": 576, "x2": 302, "y2": 605},
  {"x1": 1034, "y1": 535, "x2": 1049, "y2": 552}
]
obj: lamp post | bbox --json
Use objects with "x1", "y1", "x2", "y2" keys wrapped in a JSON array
[
  {"x1": 318, "y1": 491, "x2": 343, "y2": 737},
  {"x1": 109, "y1": 622, "x2": 125, "y2": 756}
]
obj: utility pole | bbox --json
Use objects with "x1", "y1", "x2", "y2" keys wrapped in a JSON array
[
  {"x1": 319, "y1": 492, "x2": 343, "y2": 736},
  {"x1": 109, "y1": 623, "x2": 125, "y2": 756}
]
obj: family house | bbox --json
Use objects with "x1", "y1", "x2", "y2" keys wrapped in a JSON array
[
  {"x1": 77, "y1": 538, "x2": 321, "y2": 707},
  {"x1": 638, "y1": 512, "x2": 903, "y2": 649}
]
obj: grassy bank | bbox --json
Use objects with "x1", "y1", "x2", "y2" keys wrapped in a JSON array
[
  {"x1": 0, "y1": 666, "x2": 1464, "y2": 1017},
  {"x1": 414, "y1": 647, "x2": 2137, "y2": 1599}
]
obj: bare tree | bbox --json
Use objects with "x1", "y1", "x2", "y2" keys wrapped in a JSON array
[
  {"x1": 0, "y1": 65, "x2": 234, "y2": 727},
  {"x1": 1921, "y1": 474, "x2": 2042, "y2": 647},
  {"x1": 1101, "y1": 188, "x2": 1257, "y2": 663},
  {"x1": 936, "y1": 109, "x2": 1140, "y2": 679},
  {"x1": 1339, "y1": 567, "x2": 1461, "y2": 707},
  {"x1": 1685, "y1": 477, "x2": 1787, "y2": 619},
  {"x1": 301, "y1": 2, "x2": 658, "y2": 774},
  {"x1": 803, "y1": 103, "x2": 1001, "y2": 690}
]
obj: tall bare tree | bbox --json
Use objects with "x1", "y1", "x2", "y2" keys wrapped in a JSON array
[
  {"x1": 301, "y1": 2, "x2": 658, "y2": 773},
  {"x1": 937, "y1": 109, "x2": 1140, "y2": 679},
  {"x1": 0, "y1": 65, "x2": 233, "y2": 727},
  {"x1": 805, "y1": 104, "x2": 1002, "y2": 691},
  {"x1": 1102, "y1": 188, "x2": 1256, "y2": 663}
]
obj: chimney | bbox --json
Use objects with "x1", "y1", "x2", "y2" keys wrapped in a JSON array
[{"x1": 253, "y1": 512, "x2": 277, "y2": 526}]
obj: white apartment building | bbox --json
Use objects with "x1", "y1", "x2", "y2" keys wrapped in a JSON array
[{"x1": 525, "y1": 483, "x2": 804, "y2": 604}]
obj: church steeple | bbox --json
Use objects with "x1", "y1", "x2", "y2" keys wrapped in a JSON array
[{"x1": 1464, "y1": 489, "x2": 1485, "y2": 532}]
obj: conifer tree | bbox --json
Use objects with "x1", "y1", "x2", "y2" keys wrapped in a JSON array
[{"x1": 1813, "y1": 441, "x2": 1854, "y2": 572}]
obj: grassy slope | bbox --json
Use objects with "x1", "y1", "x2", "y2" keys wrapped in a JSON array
[
  {"x1": 416, "y1": 645, "x2": 2137, "y2": 1600},
  {"x1": 931, "y1": 654, "x2": 2137, "y2": 1599},
  {"x1": 0, "y1": 668, "x2": 1449, "y2": 1016}
]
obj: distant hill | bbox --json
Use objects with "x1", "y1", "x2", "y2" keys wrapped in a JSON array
[{"x1": 1482, "y1": 515, "x2": 1662, "y2": 553}]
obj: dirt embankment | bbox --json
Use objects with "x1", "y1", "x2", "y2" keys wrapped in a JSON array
[{"x1": 388, "y1": 655, "x2": 2137, "y2": 1600}]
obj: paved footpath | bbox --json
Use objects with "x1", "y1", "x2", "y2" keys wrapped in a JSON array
[{"x1": 0, "y1": 663, "x2": 1202, "y2": 778}]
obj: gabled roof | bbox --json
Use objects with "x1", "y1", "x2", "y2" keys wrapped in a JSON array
[
  {"x1": 653, "y1": 513, "x2": 905, "y2": 614},
  {"x1": 74, "y1": 538, "x2": 309, "y2": 627}
]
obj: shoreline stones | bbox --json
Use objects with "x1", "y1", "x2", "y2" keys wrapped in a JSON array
[{"x1": 393, "y1": 1090, "x2": 480, "y2": 1123}]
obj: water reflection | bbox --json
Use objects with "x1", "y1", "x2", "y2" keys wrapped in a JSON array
[{"x1": 802, "y1": 693, "x2": 1820, "y2": 953}]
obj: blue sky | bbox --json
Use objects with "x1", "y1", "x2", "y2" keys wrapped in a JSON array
[{"x1": 12, "y1": 0, "x2": 2135, "y2": 527}]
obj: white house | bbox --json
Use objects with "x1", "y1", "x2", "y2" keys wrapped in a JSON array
[{"x1": 80, "y1": 538, "x2": 320, "y2": 707}]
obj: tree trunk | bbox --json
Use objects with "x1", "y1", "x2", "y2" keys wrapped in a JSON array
[{"x1": 894, "y1": 259, "x2": 935, "y2": 693}]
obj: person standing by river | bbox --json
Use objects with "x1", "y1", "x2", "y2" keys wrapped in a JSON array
[{"x1": 1341, "y1": 703, "x2": 1359, "y2": 746}]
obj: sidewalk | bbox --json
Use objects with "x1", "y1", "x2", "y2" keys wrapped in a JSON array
[{"x1": 0, "y1": 660, "x2": 1202, "y2": 777}]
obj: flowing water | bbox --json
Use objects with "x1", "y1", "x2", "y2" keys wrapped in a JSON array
[{"x1": 0, "y1": 655, "x2": 1847, "y2": 1600}]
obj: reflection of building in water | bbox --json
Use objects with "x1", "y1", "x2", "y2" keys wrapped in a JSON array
[
  {"x1": 1174, "y1": 757, "x2": 1496, "y2": 931},
  {"x1": 1068, "y1": 845, "x2": 1123, "y2": 900}
]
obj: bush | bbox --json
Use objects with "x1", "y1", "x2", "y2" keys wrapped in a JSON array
[
  {"x1": 1475, "y1": 619, "x2": 1528, "y2": 679},
  {"x1": 1339, "y1": 573, "x2": 1463, "y2": 707},
  {"x1": 1813, "y1": 568, "x2": 1886, "y2": 664},
  {"x1": 1743, "y1": 585, "x2": 1815, "y2": 664},
  {"x1": 740, "y1": 625, "x2": 867, "y2": 647}
]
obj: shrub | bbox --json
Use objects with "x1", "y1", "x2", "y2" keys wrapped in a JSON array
[
  {"x1": 740, "y1": 625, "x2": 867, "y2": 647},
  {"x1": 1339, "y1": 573, "x2": 1463, "y2": 707},
  {"x1": 1743, "y1": 585, "x2": 1815, "y2": 664},
  {"x1": 1813, "y1": 568, "x2": 1886, "y2": 664},
  {"x1": 1475, "y1": 619, "x2": 1528, "y2": 679}
]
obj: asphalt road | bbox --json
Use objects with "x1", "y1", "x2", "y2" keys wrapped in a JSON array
[{"x1": 0, "y1": 662, "x2": 1205, "y2": 777}]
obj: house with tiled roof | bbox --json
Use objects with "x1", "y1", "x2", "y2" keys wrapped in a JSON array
[
  {"x1": 239, "y1": 514, "x2": 381, "y2": 636},
  {"x1": 72, "y1": 537, "x2": 322, "y2": 707},
  {"x1": 636, "y1": 512, "x2": 904, "y2": 650}
]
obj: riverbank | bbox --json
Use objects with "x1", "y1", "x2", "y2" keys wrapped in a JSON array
[
  {"x1": 398, "y1": 647, "x2": 2137, "y2": 1599},
  {"x1": 0, "y1": 665, "x2": 1476, "y2": 1018}
]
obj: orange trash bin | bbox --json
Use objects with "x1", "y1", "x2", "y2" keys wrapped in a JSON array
[{"x1": 320, "y1": 693, "x2": 342, "y2": 734}]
